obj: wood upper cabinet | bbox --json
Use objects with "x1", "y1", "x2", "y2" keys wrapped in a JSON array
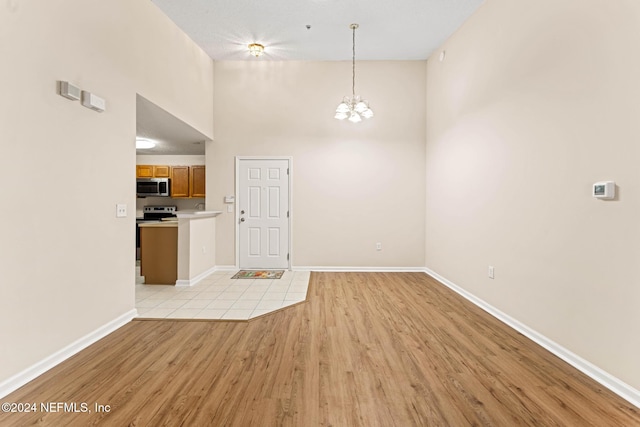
[
  {"x1": 170, "y1": 165, "x2": 206, "y2": 198},
  {"x1": 137, "y1": 165, "x2": 170, "y2": 178},
  {"x1": 136, "y1": 165, "x2": 154, "y2": 178},
  {"x1": 190, "y1": 166, "x2": 206, "y2": 198},
  {"x1": 138, "y1": 164, "x2": 205, "y2": 198},
  {"x1": 170, "y1": 166, "x2": 190, "y2": 198},
  {"x1": 153, "y1": 165, "x2": 171, "y2": 178}
]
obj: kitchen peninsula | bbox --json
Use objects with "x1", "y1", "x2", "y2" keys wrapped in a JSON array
[{"x1": 139, "y1": 210, "x2": 221, "y2": 285}]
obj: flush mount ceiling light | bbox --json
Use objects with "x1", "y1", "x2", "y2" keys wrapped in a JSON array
[
  {"x1": 248, "y1": 43, "x2": 265, "y2": 57},
  {"x1": 136, "y1": 138, "x2": 156, "y2": 149},
  {"x1": 335, "y1": 23, "x2": 373, "y2": 123}
]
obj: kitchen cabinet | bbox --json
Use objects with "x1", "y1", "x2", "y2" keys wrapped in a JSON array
[
  {"x1": 136, "y1": 165, "x2": 153, "y2": 178},
  {"x1": 171, "y1": 165, "x2": 206, "y2": 198},
  {"x1": 171, "y1": 166, "x2": 190, "y2": 198},
  {"x1": 153, "y1": 165, "x2": 171, "y2": 177},
  {"x1": 190, "y1": 165, "x2": 206, "y2": 198},
  {"x1": 139, "y1": 223, "x2": 177, "y2": 284},
  {"x1": 137, "y1": 165, "x2": 170, "y2": 178}
]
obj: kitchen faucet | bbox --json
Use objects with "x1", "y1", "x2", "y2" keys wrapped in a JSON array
[{"x1": 194, "y1": 202, "x2": 205, "y2": 211}]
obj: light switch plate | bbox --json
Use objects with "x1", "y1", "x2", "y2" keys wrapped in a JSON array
[{"x1": 116, "y1": 204, "x2": 127, "y2": 218}]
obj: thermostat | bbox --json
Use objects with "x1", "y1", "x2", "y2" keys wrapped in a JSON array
[
  {"x1": 224, "y1": 195, "x2": 235, "y2": 203},
  {"x1": 593, "y1": 181, "x2": 615, "y2": 199}
]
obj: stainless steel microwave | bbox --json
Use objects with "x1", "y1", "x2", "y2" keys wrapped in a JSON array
[{"x1": 136, "y1": 178, "x2": 170, "y2": 197}]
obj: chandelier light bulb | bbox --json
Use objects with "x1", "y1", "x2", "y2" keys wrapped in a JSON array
[
  {"x1": 354, "y1": 101, "x2": 368, "y2": 113},
  {"x1": 348, "y1": 111, "x2": 362, "y2": 123},
  {"x1": 336, "y1": 102, "x2": 350, "y2": 114}
]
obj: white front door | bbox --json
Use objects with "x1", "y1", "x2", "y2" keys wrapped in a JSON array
[{"x1": 237, "y1": 158, "x2": 290, "y2": 269}]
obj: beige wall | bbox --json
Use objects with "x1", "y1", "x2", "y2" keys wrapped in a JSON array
[
  {"x1": 209, "y1": 61, "x2": 426, "y2": 268},
  {"x1": 425, "y1": 0, "x2": 640, "y2": 389},
  {"x1": 136, "y1": 155, "x2": 206, "y2": 166},
  {"x1": 0, "y1": 0, "x2": 213, "y2": 386}
]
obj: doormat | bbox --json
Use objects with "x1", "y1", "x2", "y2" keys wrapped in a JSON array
[{"x1": 231, "y1": 270, "x2": 284, "y2": 279}]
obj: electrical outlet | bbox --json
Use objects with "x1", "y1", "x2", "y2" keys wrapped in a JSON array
[
  {"x1": 376, "y1": 242, "x2": 382, "y2": 251},
  {"x1": 488, "y1": 266, "x2": 495, "y2": 279},
  {"x1": 202, "y1": 246, "x2": 206, "y2": 254},
  {"x1": 116, "y1": 204, "x2": 127, "y2": 218}
]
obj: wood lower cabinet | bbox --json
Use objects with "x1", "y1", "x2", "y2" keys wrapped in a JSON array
[
  {"x1": 139, "y1": 225, "x2": 177, "y2": 285},
  {"x1": 171, "y1": 165, "x2": 205, "y2": 198}
]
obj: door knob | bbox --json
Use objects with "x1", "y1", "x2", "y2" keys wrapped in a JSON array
[
  {"x1": 240, "y1": 210, "x2": 245, "y2": 214},
  {"x1": 240, "y1": 217, "x2": 245, "y2": 222}
]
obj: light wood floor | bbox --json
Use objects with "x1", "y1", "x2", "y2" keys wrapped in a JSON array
[{"x1": 2, "y1": 272, "x2": 639, "y2": 426}]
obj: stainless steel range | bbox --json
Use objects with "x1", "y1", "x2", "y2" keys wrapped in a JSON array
[
  {"x1": 136, "y1": 205, "x2": 177, "y2": 259},
  {"x1": 141, "y1": 205, "x2": 177, "y2": 220}
]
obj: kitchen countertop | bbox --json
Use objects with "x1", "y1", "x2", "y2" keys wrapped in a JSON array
[
  {"x1": 175, "y1": 210, "x2": 222, "y2": 219},
  {"x1": 137, "y1": 221, "x2": 178, "y2": 228}
]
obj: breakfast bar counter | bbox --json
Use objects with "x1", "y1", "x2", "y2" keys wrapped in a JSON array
[{"x1": 138, "y1": 211, "x2": 222, "y2": 286}]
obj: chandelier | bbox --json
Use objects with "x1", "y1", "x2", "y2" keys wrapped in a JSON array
[{"x1": 335, "y1": 23, "x2": 373, "y2": 123}]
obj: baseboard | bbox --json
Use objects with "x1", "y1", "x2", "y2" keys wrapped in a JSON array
[
  {"x1": 0, "y1": 309, "x2": 137, "y2": 399},
  {"x1": 217, "y1": 265, "x2": 425, "y2": 273},
  {"x1": 175, "y1": 265, "x2": 218, "y2": 287},
  {"x1": 214, "y1": 265, "x2": 239, "y2": 272},
  {"x1": 292, "y1": 266, "x2": 425, "y2": 272},
  {"x1": 423, "y1": 267, "x2": 640, "y2": 409}
]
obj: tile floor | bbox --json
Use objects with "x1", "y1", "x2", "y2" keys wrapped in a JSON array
[{"x1": 135, "y1": 269, "x2": 311, "y2": 320}]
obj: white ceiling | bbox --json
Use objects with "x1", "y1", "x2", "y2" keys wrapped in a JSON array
[
  {"x1": 151, "y1": 0, "x2": 484, "y2": 61},
  {"x1": 136, "y1": 95, "x2": 207, "y2": 155},
  {"x1": 138, "y1": 0, "x2": 484, "y2": 155}
]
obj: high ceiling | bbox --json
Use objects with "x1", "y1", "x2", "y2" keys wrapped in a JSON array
[
  {"x1": 151, "y1": 0, "x2": 484, "y2": 61},
  {"x1": 138, "y1": 0, "x2": 485, "y2": 155}
]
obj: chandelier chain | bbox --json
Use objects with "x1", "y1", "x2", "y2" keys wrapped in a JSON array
[
  {"x1": 352, "y1": 25, "x2": 356, "y2": 97},
  {"x1": 334, "y1": 23, "x2": 373, "y2": 123}
]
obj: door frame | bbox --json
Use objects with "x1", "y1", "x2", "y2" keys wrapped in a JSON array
[{"x1": 235, "y1": 156, "x2": 293, "y2": 270}]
